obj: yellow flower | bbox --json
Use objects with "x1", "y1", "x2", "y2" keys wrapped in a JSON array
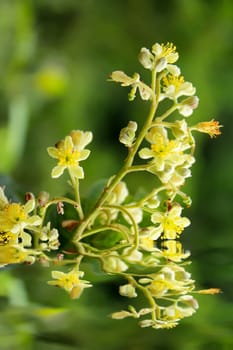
[
  {"x1": 48, "y1": 269, "x2": 92, "y2": 299},
  {"x1": 0, "y1": 190, "x2": 41, "y2": 234},
  {"x1": 151, "y1": 204, "x2": 190, "y2": 239},
  {"x1": 164, "y1": 295, "x2": 199, "y2": 320},
  {"x1": 0, "y1": 245, "x2": 35, "y2": 265},
  {"x1": 139, "y1": 264, "x2": 194, "y2": 298},
  {"x1": 152, "y1": 42, "x2": 179, "y2": 64},
  {"x1": 139, "y1": 42, "x2": 179, "y2": 72},
  {"x1": 47, "y1": 131, "x2": 92, "y2": 179},
  {"x1": 161, "y1": 240, "x2": 190, "y2": 262},
  {"x1": 0, "y1": 231, "x2": 17, "y2": 246},
  {"x1": 70, "y1": 130, "x2": 93, "y2": 150},
  {"x1": 161, "y1": 74, "x2": 196, "y2": 101},
  {"x1": 139, "y1": 127, "x2": 184, "y2": 171}
]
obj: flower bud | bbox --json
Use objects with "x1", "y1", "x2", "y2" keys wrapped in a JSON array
[
  {"x1": 138, "y1": 47, "x2": 154, "y2": 70},
  {"x1": 193, "y1": 119, "x2": 222, "y2": 138},
  {"x1": 178, "y1": 96, "x2": 199, "y2": 116},
  {"x1": 119, "y1": 121, "x2": 137, "y2": 147},
  {"x1": 119, "y1": 284, "x2": 137, "y2": 298}
]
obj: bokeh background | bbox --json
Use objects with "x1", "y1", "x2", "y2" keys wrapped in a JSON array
[{"x1": 0, "y1": 0, "x2": 233, "y2": 349}]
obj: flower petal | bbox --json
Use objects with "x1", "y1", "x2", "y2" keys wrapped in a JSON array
[
  {"x1": 69, "y1": 165, "x2": 84, "y2": 179},
  {"x1": 51, "y1": 165, "x2": 66, "y2": 178},
  {"x1": 139, "y1": 148, "x2": 154, "y2": 159},
  {"x1": 79, "y1": 149, "x2": 91, "y2": 161},
  {"x1": 47, "y1": 147, "x2": 59, "y2": 159}
]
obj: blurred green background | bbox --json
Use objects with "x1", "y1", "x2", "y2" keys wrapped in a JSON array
[{"x1": 0, "y1": 0, "x2": 233, "y2": 349}]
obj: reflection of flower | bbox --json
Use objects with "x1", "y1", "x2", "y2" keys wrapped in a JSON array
[
  {"x1": 140, "y1": 264, "x2": 194, "y2": 297},
  {"x1": 47, "y1": 130, "x2": 92, "y2": 179},
  {"x1": 48, "y1": 269, "x2": 92, "y2": 299},
  {"x1": 161, "y1": 240, "x2": 190, "y2": 262},
  {"x1": 102, "y1": 253, "x2": 128, "y2": 273},
  {"x1": 151, "y1": 204, "x2": 190, "y2": 239},
  {"x1": 165, "y1": 295, "x2": 199, "y2": 319}
]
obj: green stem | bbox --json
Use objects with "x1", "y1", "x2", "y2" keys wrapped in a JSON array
[
  {"x1": 73, "y1": 72, "x2": 159, "y2": 242},
  {"x1": 153, "y1": 103, "x2": 178, "y2": 123},
  {"x1": 128, "y1": 275, "x2": 157, "y2": 321},
  {"x1": 103, "y1": 204, "x2": 139, "y2": 250},
  {"x1": 80, "y1": 223, "x2": 130, "y2": 241},
  {"x1": 68, "y1": 170, "x2": 84, "y2": 220}
]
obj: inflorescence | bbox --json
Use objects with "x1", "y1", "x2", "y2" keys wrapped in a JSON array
[{"x1": 0, "y1": 42, "x2": 222, "y2": 329}]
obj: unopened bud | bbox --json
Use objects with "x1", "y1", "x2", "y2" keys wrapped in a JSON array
[
  {"x1": 138, "y1": 48, "x2": 154, "y2": 70},
  {"x1": 37, "y1": 191, "x2": 50, "y2": 207},
  {"x1": 119, "y1": 121, "x2": 137, "y2": 147},
  {"x1": 178, "y1": 96, "x2": 199, "y2": 117},
  {"x1": 119, "y1": 284, "x2": 137, "y2": 298}
]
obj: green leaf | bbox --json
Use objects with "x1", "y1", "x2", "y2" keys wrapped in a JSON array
[{"x1": 89, "y1": 230, "x2": 123, "y2": 250}]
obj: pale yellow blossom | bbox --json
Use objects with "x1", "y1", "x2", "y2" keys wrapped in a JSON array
[
  {"x1": 161, "y1": 74, "x2": 196, "y2": 101},
  {"x1": 48, "y1": 269, "x2": 92, "y2": 299},
  {"x1": 0, "y1": 189, "x2": 41, "y2": 234},
  {"x1": 47, "y1": 131, "x2": 92, "y2": 179},
  {"x1": 139, "y1": 42, "x2": 179, "y2": 72},
  {"x1": 151, "y1": 204, "x2": 190, "y2": 239}
]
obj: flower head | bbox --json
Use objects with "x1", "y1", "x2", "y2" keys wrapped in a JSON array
[
  {"x1": 152, "y1": 42, "x2": 179, "y2": 64},
  {"x1": 151, "y1": 204, "x2": 190, "y2": 239},
  {"x1": 0, "y1": 245, "x2": 35, "y2": 265},
  {"x1": 0, "y1": 189, "x2": 41, "y2": 234},
  {"x1": 47, "y1": 130, "x2": 92, "y2": 179},
  {"x1": 161, "y1": 240, "x2": 190, "y2": 262},
  {"x1": 139, "y1": 42, "x2": 179, "y2": 72},
  {"x1": 139, "y1": 126, "x2": 191, "y2": 172},
  {"x1": 48, "y1": 268, "x2": 92, "y2": 299},
  {"x1": 161, "y1": 74, "x2": 196, "y2": 101},
  {"x1": 139, "y1": 264, "x2": 194, "y2": 298}
]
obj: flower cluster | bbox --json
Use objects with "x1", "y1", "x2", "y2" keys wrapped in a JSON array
[
  {"x1": 0, "y1": 188, "x2": 41, "y2": 265},
  {"x1": 0, "y1": 42, "x2": 221, "y2": 330}
]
